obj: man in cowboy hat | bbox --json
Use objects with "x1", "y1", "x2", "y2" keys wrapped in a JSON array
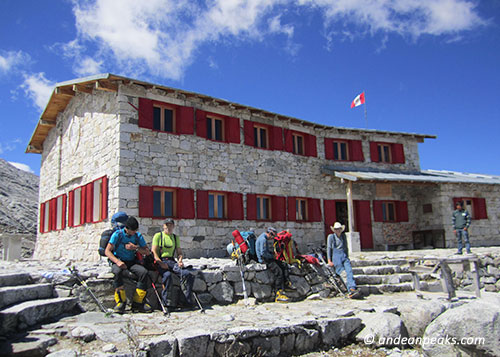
[{"x1": 327, "y1": 222, "x2": 359, "y2": 298}]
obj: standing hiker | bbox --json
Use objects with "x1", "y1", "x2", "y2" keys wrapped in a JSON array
[
  {"x1": 256, "y1": 227, "x2": 290, "y2": 302},
  {"x1": 452, "y1": 201, "x2": 472, "y2": 255},
  {"x1": 152, "y1": 218, "x2": 195, "y2": 308},
  {"x1": 105, "y1": 216, "x2": 152, "y2": 313},
  {"x1": 327, "y1": 222, "x2": 358, "y2": 298}
]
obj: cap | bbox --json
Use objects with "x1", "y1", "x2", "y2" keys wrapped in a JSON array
[
  {"x1": 267, "y1": 227, "x2": 277, "y2": 234},
  {"x1": 163, "y1": 218, "x2": 175, "y2": 225}
]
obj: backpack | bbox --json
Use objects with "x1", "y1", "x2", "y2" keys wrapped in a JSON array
[
  {"x1": 228, "y1": 230, "x2": 257, "y2": 263},
  {"x1": 98, "y1": 211, "x2": 129, "y2": 256},
  {"x1": 274, "y1": 231, "x2": 300, "y2": 264}
]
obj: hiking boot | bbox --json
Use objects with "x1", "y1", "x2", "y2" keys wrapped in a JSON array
[
  {"x1": 275, "y1": 289, "x2": 289, "y2": 303},
  {"x1": 131, "y1": 301, "x2": 152, "y2": 313},
  {"x1": 113, "y1": 290, "x2": 127, "y2": 314},
  {"x1": 348, "y1": 288, "x2": 360, "y2": 299},
  {"x1": 456, "y1": 251, "x2": 463, "y2": 255}
]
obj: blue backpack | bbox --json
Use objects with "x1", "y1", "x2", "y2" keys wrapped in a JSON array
[{"x1": 98, "y1": 212, "x2": 129, "y2": 256}]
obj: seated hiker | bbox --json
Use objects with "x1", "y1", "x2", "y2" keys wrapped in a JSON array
[
  {"x1": 152, "y1": 218, "x2": 195, "y2": 309},
  {"x1": 105, "y1": 216, "x2": 153, "y2": 313},
  {"x1": 256, "y1": 227, "x2": 290, "y2": 302},
  {"x1": 327, "y1": 222, "x2": 359, "y2": 298}
]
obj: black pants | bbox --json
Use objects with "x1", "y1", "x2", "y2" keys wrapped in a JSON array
[
  {"x1": 157, "y1": 258, "x2": 194, "y2": 305},
  {"x1": 111, "y1": 260, "x2": 149, "y2": 290},
  {"x1": 266, "y1": 260, "x2": 289, "y2": 290}
]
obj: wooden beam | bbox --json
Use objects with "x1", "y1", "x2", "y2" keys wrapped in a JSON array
[
  {"x1": 55, "y1": 86, "x2": 75, "y2": 97},
  {"x1": 95, "y1": 80, "x2": 118, "y2": 92},
  {"x1": 73, "y1": 84, "x2": 93, "y2": 94},
  {"x1": 40, "y1": 119, "x2": 56, "y2": 127},
  {"x1": 27, "y1": 144, "x2": 43, "y2": 153}
]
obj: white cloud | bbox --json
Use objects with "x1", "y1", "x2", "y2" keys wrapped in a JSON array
[
  {"x1": 8, "y1": 162, "x2": 35, "y2": 174},
  {"x1": 64, "y1": 0, "x2": 485, "y2": 80},
  {"x1": 20, "y1": 73, "x2": 55, "y2": 111},
  {"x1": 0, "y1": 50, "x2": 30, "y2": 73}
]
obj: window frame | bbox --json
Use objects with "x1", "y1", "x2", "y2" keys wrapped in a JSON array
[
  {"x1": 153, "y1": 103, "x2": 176, "y2": 133},
  {"x1": 333, "y1": 140, "x2": 349, "y2": 161},
  {"x1": 206, "y1": 115, "x2": 225, "y2": 142},
  {"x1": 296, "y1": 198, "x2": 308, "y2": 221},
  {"x1": 153, "y1": 187, "x2": 177, "y2": 218},
  {"x1": 208, "y1": 192, "x2": 228, "y2": 219},
  {"x1": 253, "y1": 125, "x2": 268, "y2": 149},
  {"x1": 256, "y1": 195, "x2": 272, "y2": 221},
  {"x1": 89, "y1": 176, "x2": 108, "y2": 224},
  {"x1": 292, "y1": 133, "x2": 305, "y2": 155},
  {"x1": 378, "y1": 143, "x2": 392, "y2": 163},
  {"x1": 381, "y1": 201, "x2": 397, "y2": 222},
  {"x1": 54, "y1": 194, "x2": 67, "y2": 231}
]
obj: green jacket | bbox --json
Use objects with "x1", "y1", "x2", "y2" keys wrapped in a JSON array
[{"x1": 452, "y1": 209, "x2": 471, "y2": 229}]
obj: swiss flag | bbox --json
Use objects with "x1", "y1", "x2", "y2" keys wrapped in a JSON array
[{"x1": 351, "y1": 92, "x2": 365, "y2": 108}]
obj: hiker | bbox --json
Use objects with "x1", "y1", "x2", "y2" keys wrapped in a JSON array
[
  {"x1": 256, "y1": 227, "x2": 290, "y2": 302},
  {"x1": 327, "y1": 222, "x2": 358, "y2": 298},
  {"x1": 452, "y1": 201, "x2": 472, "y2": 255},
  {"x1": 105, "y1": 216, "x2": 153, "y2": 313},
  {"x1": 152, "y1": 218, "x2": 195, "y2": 309}
]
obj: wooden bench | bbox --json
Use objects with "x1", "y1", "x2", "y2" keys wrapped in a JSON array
[{"x1": 408, "y1": 256, "x2": 480, "y2": 300}]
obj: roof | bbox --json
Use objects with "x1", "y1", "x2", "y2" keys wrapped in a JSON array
[
  {"x1": 26, "y1": 73, "x2": 436, "y2": 154},
  {"x1": 322, "y1": 167, "x2": 500, "y2": 185}
]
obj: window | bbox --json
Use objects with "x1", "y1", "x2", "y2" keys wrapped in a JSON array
[
  {"x1": 333, "y1": 141, "x2": 348, "y2": 160},
  {"x1": 381, "y1": 201, "x2": 396, "y2": 222},
  {"x1": 153, "y1": 104, "x2": 175, "y2": 132},
  {"x1": 253, "y1": 125, "x2": 268, "y2": 149},
  {"x1": 206, "y1": 116, "x2": 224, "y2": 141},
  {"x1": 370, "y1": 142, "x2": 405, "y2": 164},
  {"x1": 256, "y1": 195, "x2": 271, "y2": 220},
  {"x1": 423, "y1": 203, "x2": 433, "y2": 214},
  {"x1": 39, "y1": 201, "x2": 50, "y2": 233},
  {"x1": 153, "y1": 188, "x2": 176, "y2": 218},
  {"x1": 378, "y1": 144, "x2": 392, "y2": 163},
  {"x1": 453, "y1": 197, "x2": 488, "y2": 220},
  {"x1": 292, "y1": 133, "x2": 304, "y2": 155},
  {"x1": 209, "y1": 192, "x2": 227, "y2": 219},
  {"x1": 296, "y1": 198, "x2": 308, "y2": 221},
  {"x1": 39, "y1": 194, "x2": 67, "y2": 233},
  {"x1": 90, "y1": 177, "x2": 108, "y2": 223},
  {"x1": 55, "y1": 194, "x2": 66, "y2": 230}
]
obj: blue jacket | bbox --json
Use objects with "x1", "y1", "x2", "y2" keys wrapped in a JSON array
[
  {"x1": 109, "y1": 229, "x2": 147, "y2": 262},
  {"x1": 256, "y1": 232, "x2": 274, "y2": 263},
  {"x1": 326, "y1": 232, "x2": 349, "y2": 264}
]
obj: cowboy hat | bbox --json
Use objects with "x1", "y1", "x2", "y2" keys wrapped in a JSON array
[{"x1": 330, "y1": 222, "x2": 345, "y2": 232}]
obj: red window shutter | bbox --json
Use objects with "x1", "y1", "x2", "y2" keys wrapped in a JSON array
[
  {"x1": 101, "y1": 176, "x2": 108, "y2": 221},
  {"x1": 349, "y1": 140, "x2": 364, "y2": 162},
  {"x1": 85, "y1": 183, "x2": 93, "y2": 223},
  {"x1": 373, "y1": 200, "x2": 383, "y2": 222},
  {"x1": 307, "y1": 198, "x2": 321, "y2": 222},
  {"x1": 324, "y1": 139, "x2": 334, "y2": 160},
  {"x1": 39, "y1": 202, "x2": 46, "y2": 233},
  {"x1": 473, "y1": 198, "x2": 488, "y2": 219},
  {"x1": 370, "y1": 142, "x2": 379, "y2": 162},
  {"x1": 195, "y1": 110, "x2": 208, "y2": 139},
  {"x1": 284, "y1": 130, "x2": 293, "y2": 153},
  {"x1": 391, "y1": 143, "x2": 405, "y2": 164},
  {"x1": 396, "y1": 201, "x2": 409, "y2": 222},
  {"x1": 228, "y1": 193, "x2": 244, "y2": 220},
  {"x1": 246, "y1": 194, "x2": 257, "y2": 220},
  {"x1": 225, "y1": 116, "x2": 240, "y2": 144},
  {"x1": 271, "y1": 196, "x2": 286, "y2": 221},
  {"x1": 62, "y1": 194, "x2": 67, "y2": 229},
  {"x1": 305, "y1": 134, "x2": 317, "y2": 157},
  {"x1": 176, "y1": 106, "x2": 194, "y2": 135},
  {"x1": 287, "y1": 197, "x2": 296, "y2": 221},
  {"x1": 243, "y1": 120, "x2": 254, "y2": 146},
  {"x1": 323, "y1": 200, "x2": 337, "y2": 226},
  {"x1": 196, "y1": 190, "x2": 209, "y2": 219},
  {"x1": 138, "y1": 186, "x2": 154, "y2": 218},
  {"x1": 68, "y1": 191, "x2": 74, "y2": 227},
  {"x1": 49, "y1": 198, "x2": 56, "y2": 231},
  {"x1": 177, "y1": 188, "x2": 195, "y2": 219},
  {"x1": 138, "y1": 98, "x2": 153, "y2": 129},
  {"x1": 271, "y1": 126, "x2": 284, "y2": 151}
]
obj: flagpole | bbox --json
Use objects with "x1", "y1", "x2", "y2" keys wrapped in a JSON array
[{"x1": 364, "y1": 90, "x2": 368, "y2": 128}]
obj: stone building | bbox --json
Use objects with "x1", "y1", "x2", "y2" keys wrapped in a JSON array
[{"x1": 26, "y1": 74, "x2": 500, "y2": 261}]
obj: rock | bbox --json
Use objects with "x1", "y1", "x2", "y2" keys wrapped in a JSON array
[
  {"x1": 200, "y1": 271, "x2": 222, "y2": 284},
  {"x1": 102, "y1": 343, "x2": 117, "y2": 353},
  {"x1": 148, "y1": 335, "x2": 178, "y2": 357},
  {"x1": 422, "y1": 299, "x2": 500, "y2": 356},
  {"x1": 484, "y1": 284, "x2": 497, "y2": 292},
  {"x1": 223, "y1": 314, "x2": 235, "y2": 321},
  {"x1": 254, "y1": 270, "x2": 274, "y2": 285},
  {"x1": 236, "y1": 297, "x2": 257, "y2": 306},
  {"x1": 71, "y1": 326, "x2": 96, "y2": 342},
  {"x1": 396, "y1": 300, "x2": 447, "y2": 338},
  {"x1": 318, "y1": 317, "x2": 362, "y2": 346},
  {"x1": 46, "y1": 349, "x2": 78, "y2": 357},
  {"x1": 250, "y1": 282, "x2": 272, "y2": 300},
  {"x1": 174, "y1": 329, "x2": 210, "y2": 357},
  {"x1": 487, "y1": 265, "x2": 500, "y2": 278},
  {"x1": 356, "y1": 312, "x2": 409, "y2": 347},
  {"x1": 252, "y1": 335, "x2": 280, "y2": 356},
  {"x1": 192, "y1": 277, "x2": 207, "y2": 292},
  {"x1": 294, "y1": 326, "x2": 320, "y2": 354},
  {"x1": 208, "y1": 281, "x2": 234, "y2": 304},
  {"x1": 288, "y1": 275, "x2": 311, "y2": 296},
  {"x1": 234, "y1": 280, "x2": 252, "y2": 297}
]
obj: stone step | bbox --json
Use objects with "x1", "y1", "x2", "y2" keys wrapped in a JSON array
[
  {"x1": 358, "y1": 282, "x2": 414, "y2": 295},
  {"x1": 0, "y1": 283, "x2": 55, "y2": 310},
  {"x1": 0, "y1": 273, "x2": 33, "y2": 288},
  {"x1": 351, "y1": 265, "x2": 408, "y2": 275},
  {"x1": 350, "y1": 259, "x2": 408, "y2": 267},
  {"x1": 354, "y1": 274, "x2": 413, "y2": 286},
  {"x1": 0, "y1": 297, "x2": 79, "y2": 336}
]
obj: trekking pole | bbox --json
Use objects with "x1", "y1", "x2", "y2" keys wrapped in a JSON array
[
  {"x1": 69, "y1": 266, "x2": 111, "y2": 314},
  {"x1": 151, "y1": 262, "x2": 170, "y2": 316},
  {"x1": 180, "y1": 268, "x2": 205, "y2": 313},
  {"x1": 314, "y1": 251, "x2": 347, "y2": 297},
  {"x1": 237, "y1": 255, "x2": 249, "y2": 305}
]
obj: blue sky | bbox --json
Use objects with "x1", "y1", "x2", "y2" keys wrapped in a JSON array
[{"x1": 1, "y1": 0, "x2": 499, "y2": 176}]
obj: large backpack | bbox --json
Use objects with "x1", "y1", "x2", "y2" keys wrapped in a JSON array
[
  {"x1": 274, "y1": 231, "x2": 300, "y2": 264},
  {"x1": 228, "y1": 230, "x2": 257, "y2": 263},
  {"x1": 98, "y1": 211, "x2": 129, "y2": 256}
]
